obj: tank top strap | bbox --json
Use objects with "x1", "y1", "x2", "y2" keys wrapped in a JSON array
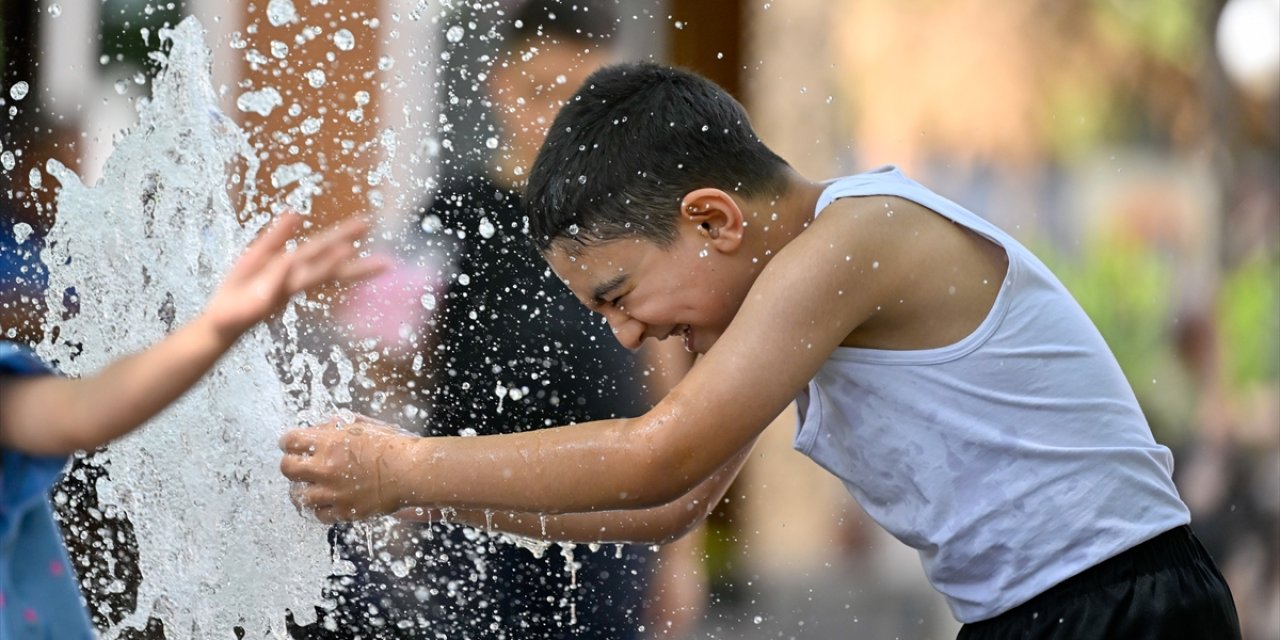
[{"x1": 815, "y1": 165, "x2": 1018, "y2": 256}]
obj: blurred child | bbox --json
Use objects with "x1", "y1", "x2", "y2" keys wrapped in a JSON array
[
  {"x1": 0, "y1": 213, "x2": 385, "y2": 638},
  {"x1": 280, "y1": 63, "x2": 1241, "y2": 639}
]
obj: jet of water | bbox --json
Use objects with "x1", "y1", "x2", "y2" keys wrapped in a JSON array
[{"x1": 39, "y1": 17, "x2": 343, "y2": 639}]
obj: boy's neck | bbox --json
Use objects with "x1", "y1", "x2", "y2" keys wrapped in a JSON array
[{"x1": 742, "y1": 169, "x2": 827, "y2": 260}]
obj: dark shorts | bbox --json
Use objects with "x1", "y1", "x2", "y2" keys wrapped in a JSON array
[{"x1": 958, "y1": 526, "x2": 1241, "y2": 640}]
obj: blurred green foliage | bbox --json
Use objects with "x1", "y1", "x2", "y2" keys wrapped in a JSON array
[
  {"x1": 1090, "y1": 0, "x2": 1204, "y2": 66},
  {"x1": 1218, "y1": 253, "x2": 1280, "y2": 388},
  {"x1": 1042, "y1": 236, "x2": 1279, "y2": 442}
]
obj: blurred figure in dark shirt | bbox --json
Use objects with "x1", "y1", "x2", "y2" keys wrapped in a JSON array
[{"x1": 294, "y1": 2, "x2": 705, "y2": 638}]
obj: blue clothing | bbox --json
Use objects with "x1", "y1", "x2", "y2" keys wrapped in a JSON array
[
  {"x1": 0, "y1": 342, "x2": 95, "y2": 639},
  {"x1": 794, "y1": 168, "x2": 1191, "y2": 622}
]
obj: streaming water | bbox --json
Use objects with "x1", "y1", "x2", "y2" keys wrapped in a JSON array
[{"x1": 36, "y1": 18, "x2": 340, "y2": 638}]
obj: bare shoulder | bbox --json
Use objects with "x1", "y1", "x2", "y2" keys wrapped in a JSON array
[
  {"x1": 805, "y1": 194, "x2": 950, "y2": 250},
  {"x1": 777, "y1": 195, "x2": 946, "y2": 297},
  {"x1": 795, "y1": 194, "x2": 1009, "y2": 350}
]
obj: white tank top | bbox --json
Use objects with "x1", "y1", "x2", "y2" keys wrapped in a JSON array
[{"x1": 793, "y1": 166, "x2": 1190, "y2": 622}]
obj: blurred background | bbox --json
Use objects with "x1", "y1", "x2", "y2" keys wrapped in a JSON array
[{"x1": 2, "y1": 0, "x2": 1277, "y2": 638}]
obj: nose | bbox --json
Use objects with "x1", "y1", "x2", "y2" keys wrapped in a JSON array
[{"x1": 601, "y1": 307, "x2": 646, "y2": 351}]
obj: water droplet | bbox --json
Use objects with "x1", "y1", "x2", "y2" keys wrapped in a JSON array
[
  {"x1": 478, "y1": 217, "x2": 496, "y2": 238},
  {"x1": 48, "y1": 3, "x2": 62, "y2": 18},
  {"x1": 484, "y1": 136, "x2": 499, "y2": 149},
  {"x1": 457, "y1": 273, "x2": 471, "y2": 286},
  {"x1": 445, "y1": 25, "x2": 465, "y2": 43},
  {"x1": 333, "y1": 29, "x2": 356, "y2": 51},
  {"x1": 270, "y1": 162, "x2": 313, "y2": 188},
  {"x1": 420, "y1": 293, "x2": 437, "y2": 311},
  {"x1": 421, "y1": 214, "x2": 443, "y2": 233},
  {"x1": 270, "y1": 41, "x2": 289, "y2": 58},
  {"x1": 236, "y1": 87, "x2": 283, "y2": 116},
  {"x1": 266, "y1": 0, "x2": 299, "y2": 26},
  {"x1": 0, "y1": 151, "x2": 14, "y2": 172},
  {"x1": 304, "y1": 69, "x2": 325, "y2": 88},
  {"x1": 9, "y1": 81, "x2": 29, "y2": 101},
  {"x1": 577, "y1": 175, "x2": 587, "y2": 184},
  {"x1": 872, "y1": 261, "x2": 880, "y2": 269},
  {"x1": 555, "y1": 74, "x2": 567, "y2": 84},
  {"x1": 13, "y1": 222, "x2": 33, "y2": 244}
]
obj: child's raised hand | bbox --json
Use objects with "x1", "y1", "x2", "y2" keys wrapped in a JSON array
[
  {"x1": 203, "y1": 213, "x2": 389, "y2": 340},
  {"x1": 279, "y1": 416, "x2": 421, "y2": 523}
]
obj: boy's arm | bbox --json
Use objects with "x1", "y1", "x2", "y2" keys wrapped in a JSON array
[
  {"x1": 0, "y1": 215, "x2": 387, "y2": 456},
  {"x1": 281, "y1": 199, "x2": 906, "y2": 518},
  {"x1": 389, "y1": 439, "x2": 752, "y2": 544}
]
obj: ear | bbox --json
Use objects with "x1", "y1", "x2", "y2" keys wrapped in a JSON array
[{"x1": 680, "y1": 188, "x2": 745, "y2": 253}]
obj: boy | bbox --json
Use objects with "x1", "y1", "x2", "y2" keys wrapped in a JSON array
[
  {"x1": 0, "y1": 213, "x2": 384, "y2": 638},
  {"x1": 279, "y1": 63, "x2": 1241, "y2": 638}
]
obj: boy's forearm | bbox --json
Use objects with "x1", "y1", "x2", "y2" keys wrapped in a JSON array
[
  {"x1": 387, "y1": 416, "x2": 705, "y2": 515},
  {"x1": 381, "y1": 429, "x2": 752, "y2": 537},
  {"x1": 402, "y1": 504, "x2": 695, "y2": 545},
  {"x1": 396, "y1": 457, "x2": 742, "y2": 544}
]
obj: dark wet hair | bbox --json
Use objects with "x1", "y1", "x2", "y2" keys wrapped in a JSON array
[
  {"x1": 504, "y1": 0, "x2": 618, "y2": 48},
  {"x1": 524, "y1": 62, "x2": 792, "y2": 252}
]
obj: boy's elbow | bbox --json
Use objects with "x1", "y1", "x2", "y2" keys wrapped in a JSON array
[
  {"x1": 625, "y1": 433, "x2": 704, "y2": 509},
  {"x1": 654, "y1": 507, "x2": 707, "y2": 545},
  {"x1": 622, "y1": 414, "x2": 716, "y2": 509}
]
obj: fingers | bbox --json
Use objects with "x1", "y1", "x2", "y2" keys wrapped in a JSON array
[
  {"x1": 278, "y1": 427, "x2": 320, "y2": 454},
  {"x1": 285, "y1": 217, "x2": 387, "y2": 294},
  {"x1": 278, "y1": 416, "x2": 408, "y2": 524},
  {"x1": 293, "y1": 217, "x2": 371, "y2": 265},
  {"x1": 230, "y1": 212, "x2": 303, "y2": 280},
  {"x1": 331, "y1": 253, "x2": 392, "y2": 286},
  {"x1": 288, "y1": 482, "x2": 344, "y2": 523},
  {"x1": 280, "y1": 452, "x2": 324, "y2": 482}
]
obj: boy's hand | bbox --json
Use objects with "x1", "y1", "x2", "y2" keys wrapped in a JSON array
[
  {"x1": 279, "y1": 416, "x2": 421, "y2": 523},
  {"x1": 203, "y1": 213, "x2": 389, "y2": 341}
]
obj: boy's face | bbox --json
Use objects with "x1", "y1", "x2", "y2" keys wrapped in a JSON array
[{"x1": 544, "y1": 220, "x2": 750, "y2": 355}]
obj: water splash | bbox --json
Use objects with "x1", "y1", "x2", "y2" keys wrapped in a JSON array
[{"x1": 38, "y1": 17, "x2": 340, "y2": 638}]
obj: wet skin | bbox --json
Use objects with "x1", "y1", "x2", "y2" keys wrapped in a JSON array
[{"x1": 278, "y1": 174, "x2": 1009, "y2": 543}]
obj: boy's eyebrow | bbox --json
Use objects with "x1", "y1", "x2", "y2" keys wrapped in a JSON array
[{"x1": 590, "y1": 273, "x2": 628, "y2": 305}]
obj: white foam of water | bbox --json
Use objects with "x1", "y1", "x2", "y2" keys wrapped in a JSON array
[{"x1": 38, "y1": 17, "x2": 341, "y2": 638}]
